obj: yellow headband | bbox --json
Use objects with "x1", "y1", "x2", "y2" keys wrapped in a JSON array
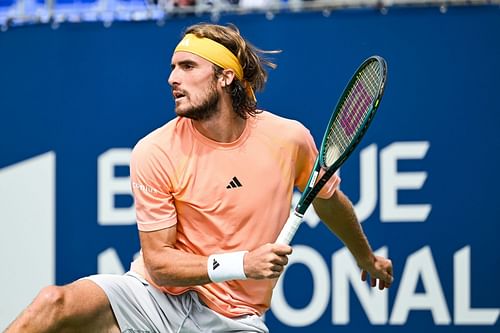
[{"x1": 174, "y1": 33, "x2": 256, "y2": 101}]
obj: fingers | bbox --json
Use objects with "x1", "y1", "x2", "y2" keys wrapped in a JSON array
[
  {"x1": 265, "y1": 244, "x2": 292, "y2": 273},
  {"x1": 244, "y1": 243, "x2": 292, "y2": 280},
  {"x1": 381, "y1": 259, "x2": 394, "y2": 287},
  {"x1": 387, "y1": 261, "x2": 394, "y2": 284},
  {"x1": 273, "y1": 244, "x2": 293, "y2": 256},
  {"x1": 376, "y1": 271, "x2": 392, "y2": 288},
  {"x1": 360, "y1": 257, "x2": 394, "y2": 290},
  {"x1": 271, "y1": 253, "x2": 289, "y2": 267},
  {"x1": 364, "y1": 275, "x2": 390, "y2": 290},
  {"x1": 379, "y1": 280, "x2": 386, "y2": 290},
  {"x1": 268, "y1": 244, "x2": 292, "y2": 274},
  {"x1": 270, "y1": 263, "x2": 285, "y2": 273}
]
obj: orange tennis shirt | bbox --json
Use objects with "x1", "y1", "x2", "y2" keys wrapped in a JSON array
[{"x1": 129, "y1": 111, "x2": 340, "y2": 318}]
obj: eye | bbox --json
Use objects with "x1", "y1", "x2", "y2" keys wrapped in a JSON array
[{"x1": 182, "y1": 63, "x2": 195, "y2": 70}]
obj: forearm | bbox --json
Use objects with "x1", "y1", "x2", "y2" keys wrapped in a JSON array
[
  {"x1": 312, "y1": 190, "x2": 374, "y2": 265},
  {"x1": 139, "y1": 226, "x2": 292, "y2": 287},
  {"x1": 144, "y1": 246, "x2": 211, "y2": 287},
  {"x1": 139, "y1": 226, "x2": 211, "y2": 287}
]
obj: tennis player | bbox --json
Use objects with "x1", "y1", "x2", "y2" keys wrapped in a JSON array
[{"x1": 6, "y1": 23, "x2": 393, "y2": 332}]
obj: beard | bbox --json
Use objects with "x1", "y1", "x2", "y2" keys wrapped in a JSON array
[{"x1": 175, "y1": 81, "x2": 220, "y2": 121}]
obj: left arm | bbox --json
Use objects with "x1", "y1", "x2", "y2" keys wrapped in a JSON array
[{"x1": 312, "y1": 189, "x2": 393, "y2": 289}]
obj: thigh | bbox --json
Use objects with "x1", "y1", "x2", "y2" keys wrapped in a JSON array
[
  {"x1": 62, "y1": 279, "x2": 120, "y2": 333},
  {"x1": 85, "y1": 272, "x2": 187, "y2": 333}
]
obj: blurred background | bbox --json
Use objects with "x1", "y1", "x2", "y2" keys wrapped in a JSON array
[{"x1": 0, "y1": 0, "x2": 499, "y2": 331}]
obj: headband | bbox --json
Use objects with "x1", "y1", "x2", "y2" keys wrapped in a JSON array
[{"x1": 174, "y1": 33, "x2": 256, "y2": 102}]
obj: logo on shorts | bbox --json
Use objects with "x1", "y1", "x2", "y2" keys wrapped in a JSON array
[
  {"x1": 212, "y1": 259, "x2": 220, "y2": 270},
  {"x1": 226, "y1": 176, "x2": 242, "y2": 189}
]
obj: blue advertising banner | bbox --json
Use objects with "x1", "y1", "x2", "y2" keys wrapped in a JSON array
[{"x1": 0, "y1": 5, "x2": 499, "y2": 332}]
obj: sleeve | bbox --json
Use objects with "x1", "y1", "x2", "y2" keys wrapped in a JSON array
[
  {"x1": 294, "y1": 125, "x2": 341, "y2": 200},
  {"x1": 130, "y1": 140, "x2": 178, "y2": 232}
]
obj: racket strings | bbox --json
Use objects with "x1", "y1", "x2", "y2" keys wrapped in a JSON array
[{"x1": 323, "y1": 61, "x2": 382, "y2": 167}]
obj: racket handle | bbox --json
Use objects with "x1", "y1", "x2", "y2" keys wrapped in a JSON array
[{"x1": 276, "y1": 212, "x2": 304, "y2": 245}]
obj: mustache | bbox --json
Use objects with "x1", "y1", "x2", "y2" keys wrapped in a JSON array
[{"x1": 172, "y1": 88, "x2": 188, "y2": 98}]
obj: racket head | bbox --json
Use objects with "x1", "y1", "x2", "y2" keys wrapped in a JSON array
[{"x1": 320, "y1": 56, "x2": 387, "y2": 170}]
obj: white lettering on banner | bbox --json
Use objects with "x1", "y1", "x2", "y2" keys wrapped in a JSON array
[
  {"x1": 390, "y1": 246, "x2": 451, "y2": 325},
  {"x1": 270, "y1": 245, "x2": 499, "y2": 327},
  {"x1": 98, "y1": 248, "x2": 127, "y2": 275},
  {"x1": 380, "y1": 142, "x2": 431, "y2": 222},
  {"x1": 98, "y1": 248, "x2": 141, "y2": 275},
  {"x1": 95, "y1": 247, "x2": 498, "y2": 327},
  {"x1": 98, "y1": 148, "x2": 135, "y2": 225},
  {"x1": 96, "y1": 142, "x2": 431, "y2": 227},
  {"x1": 93, "y1": 142, "x2": 498, "y2": 327},
  {"x1": 271, "y1": 245, "x2": 330, "y2": 326},
  {"x1": 332, "y1": 247, "x2": 388, "y2": 325},
  {"x1": 454, "y1": 246, "x2": 499, "y2": 325},
  {"x1": 324, "y1": 141, "x2": 432, "y2": 224}
]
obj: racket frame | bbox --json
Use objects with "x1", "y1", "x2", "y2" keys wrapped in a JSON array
[{"x1": 277, "y1": 55, "x2": 387, "y2": 244}]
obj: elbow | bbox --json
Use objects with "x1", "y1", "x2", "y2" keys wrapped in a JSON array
[
  {"x1": 147, "y1": 266, "x2": 166, "y2": 287},
  {"x1": 143, "y1": 252, "x2": 175, "y2": 287}
]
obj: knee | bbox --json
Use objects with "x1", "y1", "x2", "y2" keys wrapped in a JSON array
[
  {"x1": 37, "y1": 285, "x2": 66, "y2": 310},
  {"x1": 32, "y1": 285, "x2": 71, "y2": 326},
  {"x1": 7, "y1": 286, "x2": 68, "y2": 331}
]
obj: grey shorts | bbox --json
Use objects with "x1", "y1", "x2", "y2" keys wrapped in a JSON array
[{"x1": 83, "y1": 272, "x2": 268, "y2": 333}]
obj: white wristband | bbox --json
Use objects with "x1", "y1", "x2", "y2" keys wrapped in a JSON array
[{"x1": 207, "y1": 251, "x2": 248, "y2": 283}]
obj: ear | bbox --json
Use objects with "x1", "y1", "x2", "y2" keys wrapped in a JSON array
[{"x1": 219, "y1": 69, "x2": 236, "y2": 88}]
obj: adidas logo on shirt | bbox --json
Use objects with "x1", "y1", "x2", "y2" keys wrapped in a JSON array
[
  {"x1": 226, "y1": 176, "x2": 242, "y2": 189},
  {"x1": 212, "y1": 258, "x2": 220, "y2": 270}
]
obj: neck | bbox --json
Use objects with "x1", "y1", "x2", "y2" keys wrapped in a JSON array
[{"x1": 191, "y1": 97, "x2": 246, "y2": 143}]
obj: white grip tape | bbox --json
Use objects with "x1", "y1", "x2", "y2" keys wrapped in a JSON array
[
  {"x1": 276, "y1": 213, "x2": 303, "y2": 245},
  {"x1": 207, "y1": 251, "x2": 248, "y2": 283}
]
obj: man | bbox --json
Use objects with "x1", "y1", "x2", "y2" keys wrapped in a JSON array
[{"x1": 6, "y1": 23, "x2": 393, "y2": 332}]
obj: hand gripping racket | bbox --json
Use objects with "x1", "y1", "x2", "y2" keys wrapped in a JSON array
[{"x1": 276, "y1": 55, "x2": 387, "y2": 244}]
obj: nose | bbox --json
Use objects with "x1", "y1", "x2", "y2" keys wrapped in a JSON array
[{"x1": 168, "y1": 67, "x2": 179, "y2": 87}]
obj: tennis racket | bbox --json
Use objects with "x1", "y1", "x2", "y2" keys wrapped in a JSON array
[{"x1": 276, "y1": 55, "x2": 387, "y2": 245}]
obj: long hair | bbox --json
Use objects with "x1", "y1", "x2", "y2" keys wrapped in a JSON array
[{"x1": 183, "y1": 23, "x2": 279, "y2": 119}]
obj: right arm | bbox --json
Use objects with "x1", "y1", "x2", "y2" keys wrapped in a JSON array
[
  {"x1": 140, "y1": 226, "x2": 210, "y2": 286},
  {"x1": 140, "y1": 225, "x2": 293, "y2": 287}
]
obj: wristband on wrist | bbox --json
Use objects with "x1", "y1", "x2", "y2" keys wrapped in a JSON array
[{"x1": 207, "y1": 251, "x2": 248, "y2": 283}]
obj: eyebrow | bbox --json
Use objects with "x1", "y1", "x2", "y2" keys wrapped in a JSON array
[{"x1": 171, "y1": 59, "x2": 197, "y2": 70}]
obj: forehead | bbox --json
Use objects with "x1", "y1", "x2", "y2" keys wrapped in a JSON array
[{"x1": 171, "y1": 51, "x2": 213, "y2": 67}]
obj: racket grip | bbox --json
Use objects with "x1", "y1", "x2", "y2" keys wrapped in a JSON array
[{"x1": 276, "y1": 212, "x2": 304, "y2": 245}]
